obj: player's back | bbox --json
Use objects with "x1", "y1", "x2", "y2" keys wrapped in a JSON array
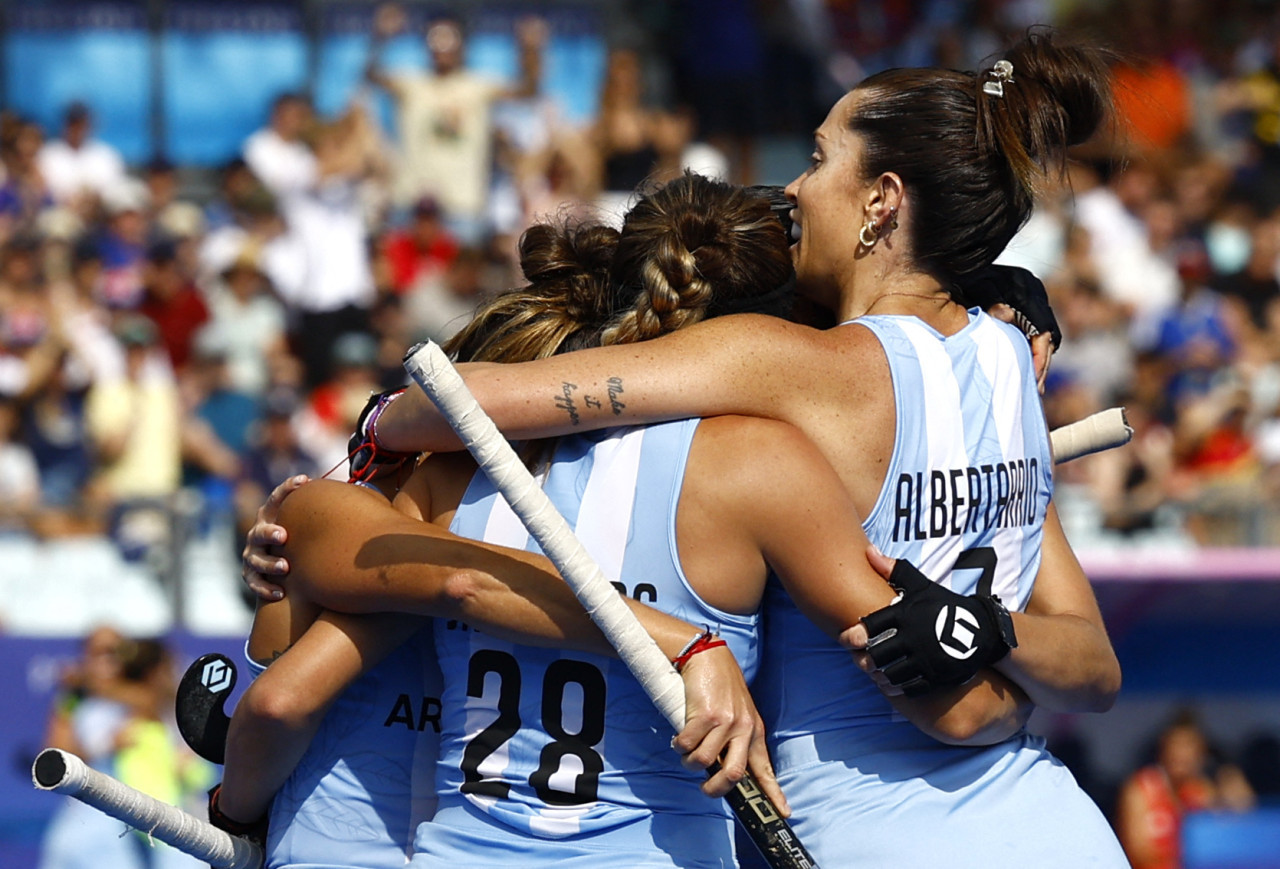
[{"x1": 416, "y1": 419, "x2": 757, "y2": 868}]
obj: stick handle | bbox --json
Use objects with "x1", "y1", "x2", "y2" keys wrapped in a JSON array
[
  {"x1": 33, "y1": 748, "x2": 263, "y2": 869},
  {"x1": 404, "y1": 341, "x2": 818, "y2": 869},
  {"x1": 1050, "y1": 407, "x2": 1132, "y2": 463}
]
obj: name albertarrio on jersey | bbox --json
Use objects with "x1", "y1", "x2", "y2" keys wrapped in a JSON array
[{"x1": 891, "y1": 457, "x2": 1041, "y2": 542}]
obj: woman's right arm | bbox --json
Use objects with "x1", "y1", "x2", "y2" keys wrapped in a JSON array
[
  {"x1": 376, "y1": 314, "x2": 828, "y2": 453},
  {"x1": 273, "y1": 478, "x2": 782, "y2": 803}
]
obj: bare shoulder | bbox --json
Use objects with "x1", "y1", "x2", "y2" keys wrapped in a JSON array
[
  {"x1": 276, "y1": 478, "x2": 386, "y2": 528},
  {"x1": 690, "y1": 415, "x2": 835, "y2": 503}
]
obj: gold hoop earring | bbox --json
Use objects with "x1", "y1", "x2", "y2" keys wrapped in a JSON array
[{"x1": 859, "y1": 220, "x2": 879, "y2": 248}]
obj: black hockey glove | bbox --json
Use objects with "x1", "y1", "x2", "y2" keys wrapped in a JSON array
[
  {"x1": 348, "y1": 387, "x2": 417, "y2": 483},
  {"x1": 958, "y1": 264, "x2": 1062, "y2": 350},
  {"x1": 861, "y1": 559, "x2": 1017, "y2": 697}
]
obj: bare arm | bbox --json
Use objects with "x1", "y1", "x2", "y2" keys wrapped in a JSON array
[
  {"x1": 993, "y1": 502, "x2": 1121, "y2": 713},
  {"x1": 273, "y1": 476, "x2": 783, "y2": 804},
  {"x1": 364, "y1": 3, "x2": 406, "y2": 99},
  {"x1": 218, "y1": 611, "x2": 420, "y2": 824},
  {"x1": 375, "y1": 315, "x2": 827, "y2": 453}
]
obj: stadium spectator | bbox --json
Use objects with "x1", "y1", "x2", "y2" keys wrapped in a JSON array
[
  {"x1": 377, "y1": 195, "x2": 459, "y2": 296},
  {"x1": 38, "y1": 626, "x2": 161, "y2": 869},
  {"x1": 0, "y1": 118, "x2": 54, "y2": 237},
  {"x1": 0, "y1": 394, "x2": 39, "y2": 533},
  {"x1": 272, "y1": 105, "x2": 382, "y2": 388},
  {"x1": 402, "y1": 244, "x2": 492, "y2": 345},
  {"x1": 83, "y1": 316, "x2": 181, "y2": 538},
  {"x1": 200, "y1": 243, "x2": 289, "y2": 396},
  {"x1": 96, "y1": 179, "x2": 152, "y2": 311},
  {"x1": 138, "y1": 240, "x2": 209, "y2": 372},
  {"x1": 36, "y1": 102, "x2": 127, "y2": 210},
  {"x1": 234, "y1": 386, "x2": 317, "y2": 547},
  {"x1": 242, "y1": 93, "x2": 317, "y2": 201},
  {"x1": 365, "y1": 5, "x2": 541, "y2": 243},
  {"x1": 1116, "y1": 710, "x2": 1257, "y2": 869},
  {"x1": 178, "y1": 330, "x2": 259, "y2": 523}
]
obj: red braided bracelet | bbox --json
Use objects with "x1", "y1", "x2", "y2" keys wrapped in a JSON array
[{"x1": 671, "y1": 629, "x2": 727, "y2": 673}]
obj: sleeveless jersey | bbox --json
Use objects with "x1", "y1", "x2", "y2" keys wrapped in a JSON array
[
  {"x1": 753, "y1": 311, "x2": 1127, "y2": 868},
  {"x1": 246, "y1": 623, "x2": 442, "y2": 869},
  {"x1": 414, "y1": 420, "x2": 757, "y2": 868}
]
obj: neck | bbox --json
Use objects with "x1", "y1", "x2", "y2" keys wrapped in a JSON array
[{"x1": 838, "y1": 274, "x2": 952, "y2": 322}]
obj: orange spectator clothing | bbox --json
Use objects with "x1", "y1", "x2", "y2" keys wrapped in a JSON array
[{"x1": 1113, "y1": 61, "x2": 1192, "y2": 152}]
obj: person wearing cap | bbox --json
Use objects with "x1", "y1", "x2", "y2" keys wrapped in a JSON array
[{"x1": 37, "y1": 101, "x2": 127, "y2": 207}]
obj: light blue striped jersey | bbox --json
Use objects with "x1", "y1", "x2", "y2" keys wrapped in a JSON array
[
  {"x1": 415, "y1": 419, "x2": 757, "y2": 867},
  {"x1": 753, "y1": 312, "x2": 1123, "y2": 867},
  {"x1": 859, "y1": 309, "x2": 1053, "y2": 607},
  {"x1": 246, "y1": 623, "x2": 441, "y2": 869}
]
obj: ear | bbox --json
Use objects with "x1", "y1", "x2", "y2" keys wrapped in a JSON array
[{"x1": 865, "y1": 172, "x2": 905, "y2": 225}]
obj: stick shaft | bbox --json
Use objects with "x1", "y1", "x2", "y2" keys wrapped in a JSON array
[{"x1": 33, "y1": 748, "x2": 262, "y2": 869}]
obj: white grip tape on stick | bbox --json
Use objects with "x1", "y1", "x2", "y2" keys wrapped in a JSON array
[
  {"x1": 404, "y1": 342, "x2": 687, "y2": 732},
  {"x1": 32, "y1": 748, "x2": 263, "y2": 869},
  {"x1": 1049, "y1": 407, "x2": 1133, "y2": 463}
]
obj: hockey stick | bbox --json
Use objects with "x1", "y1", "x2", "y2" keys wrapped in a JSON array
[
  {"x1": 32, "y1": 748, "x2": 262, "y2": 869},
  {"x1": 1049, "y1": 406, "x2": 1132, "y2": 462},
  {"x1": 175, "y1": 652, "x2": 239, "y2": 764},
  {"x1": 403, "y1": 341, "x2": 817, "y2": 869}
]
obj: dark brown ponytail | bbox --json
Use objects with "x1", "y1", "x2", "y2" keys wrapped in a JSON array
[{"x1": 849, "y1": 28, "x2": 1114, "y2": 287}]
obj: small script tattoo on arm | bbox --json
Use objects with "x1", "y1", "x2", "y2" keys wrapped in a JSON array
[
  {"x1": 606, "y1": 377, "x2": 626, "y2": 415},
  {"x1": 555, "y1": 382, "x2": 581, "y2": 425},
  {"x1": 556, "y1": 377, "x2": 626, "y2": 425}
]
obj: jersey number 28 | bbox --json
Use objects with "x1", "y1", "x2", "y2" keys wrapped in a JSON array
[{"x1": 460, "y1": 649, "x2": 607, "y2": 806}]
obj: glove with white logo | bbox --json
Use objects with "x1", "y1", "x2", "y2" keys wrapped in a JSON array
[{"x1": 860, "y1": 558, "x2": 1017, "y2": 697}]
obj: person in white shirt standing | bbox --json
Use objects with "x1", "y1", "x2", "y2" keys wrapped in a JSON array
[
  {"x1": 37, "y1": 102, "x2": 127, "y2": 209},
  {"x1": 242, "y1": 93, "x2": 318, "y2": 200}
]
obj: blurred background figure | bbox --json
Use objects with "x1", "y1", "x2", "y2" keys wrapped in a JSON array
[
  {"x1": 1116, "y1": 710, "x2": 1257, "y2": 869},
  {"x1": 38, "y1": 629, "x2": 210, "y2": 869},
  {"x1": 36, "y1": 102, "x2": 126, "y2": 212}
]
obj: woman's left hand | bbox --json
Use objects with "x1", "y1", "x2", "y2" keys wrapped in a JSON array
[{"x1": 671, "y1": 644, "x2": 790, "y2": 815}]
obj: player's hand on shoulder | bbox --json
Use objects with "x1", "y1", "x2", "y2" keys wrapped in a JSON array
[{"x1": 241, "y1": 475, "x2": 309, "y2": 601}]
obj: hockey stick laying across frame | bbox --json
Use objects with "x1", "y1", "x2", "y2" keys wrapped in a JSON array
[
  {"x1": 32, "y1": 748, "x2": 262, "y2": 869},
  {"x1": 169, "y1": 394, "x2": 1129, "y2": 771},
  {"x1": 403, "y1": 340, "x2": 818, "y2": 869}
]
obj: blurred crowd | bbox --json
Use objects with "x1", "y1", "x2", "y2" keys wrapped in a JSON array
[{"x1": 0, "y1": 0, "x2": 1277, "y2": 570}]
